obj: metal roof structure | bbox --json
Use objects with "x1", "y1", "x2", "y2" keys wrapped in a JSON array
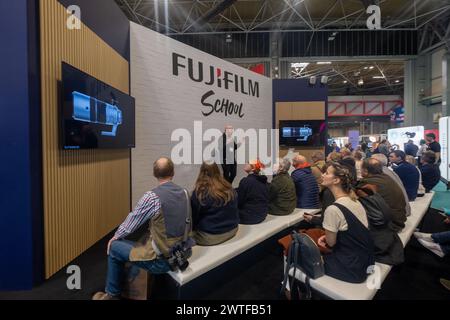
[{"x1": 116, "y1": 0, "x2": 450, "y2": 95}]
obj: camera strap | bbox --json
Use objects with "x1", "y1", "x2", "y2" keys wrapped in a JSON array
[{"x1": 182, "y1": 189, "x2": 192, "y2": 242}]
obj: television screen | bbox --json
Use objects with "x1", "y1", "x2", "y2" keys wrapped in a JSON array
[
  {"x1": 279, "y1": 120, "x2": 326, "y2": 147},
  {"x1": 61, "y1": 62, "x2": 135, "y2": 149}
]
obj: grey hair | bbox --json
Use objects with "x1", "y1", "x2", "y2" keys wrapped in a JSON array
[
  {"x1": 371, "y1": 153, "x2": 388, "y2": 167},
  {"x1": 279, "y1": 158, "x2": 292, "y2": 173},
  {"x1": 311, "y1": 151, "x2": 325, "y2": 161}
]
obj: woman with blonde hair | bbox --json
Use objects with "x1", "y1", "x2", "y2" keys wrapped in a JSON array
[
  {"x1": 279, "y1": 162, "x2": 375, "y2": 287},
  {"x1": 318, "y1": 162, "x2": 375, "y2": 283},
  {"x1": 191, "y1": 161, "x2": 239, "y2": 246}
]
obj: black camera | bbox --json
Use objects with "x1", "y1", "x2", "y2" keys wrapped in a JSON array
[{"x1": 167, "y1": 238, "x2": 195, "y2": 272}]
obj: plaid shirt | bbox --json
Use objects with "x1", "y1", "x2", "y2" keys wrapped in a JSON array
[{"x1": 114, "y1": 191, "x2": 161, "y2": 239}]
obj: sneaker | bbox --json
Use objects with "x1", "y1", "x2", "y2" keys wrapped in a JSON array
[
  {"x1": 92, "y1": 292, "x2": 119, "y2": 300},
  {"x1": 417, "y1": 239, "x2": 445, "y2": 258},
  {"x1": 440, "y1": 278, "x2": 450, "y2": 291},
  {"x1": 414, "y1": 232, "x2": 433, "y2": 242}
]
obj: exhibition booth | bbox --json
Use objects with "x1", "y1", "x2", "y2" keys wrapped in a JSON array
[
  {"x1": 0, "y1": 0, "x2": 327, "y2": 290},
  {"x1": 2, "y1": 1, "x2": 447, "y2": 297}
]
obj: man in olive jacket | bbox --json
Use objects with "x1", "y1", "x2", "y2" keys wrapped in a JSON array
[
  {"x1": 268, "y1": 158, "x2": 297, "y2": 216},
  {"x1": 357, "y1": 158, "x2": 407, "y2": 232}
]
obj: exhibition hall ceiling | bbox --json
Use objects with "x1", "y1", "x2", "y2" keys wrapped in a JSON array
[
  {"x1": 289, "y1": 60, "x2": 404, "y2": 95},
  {"x1": 116, "y1": 0, "x2": 450, "y2": 34},
  {"x1": 116, "y1": 0, "x2": 449, "y2": 95}
]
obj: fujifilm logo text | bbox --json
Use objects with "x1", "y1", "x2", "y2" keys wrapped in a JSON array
[{"x1": 172, "y1": 53, "x2": 260, "y2": 98}]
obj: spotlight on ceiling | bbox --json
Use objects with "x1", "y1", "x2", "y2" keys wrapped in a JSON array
[{"x1": 358, "y1": 79, "x2": 364, "y2": 86}]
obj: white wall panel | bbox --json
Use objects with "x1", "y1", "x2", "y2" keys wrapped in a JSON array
[{"x1": 130, "y1": 22, "x2": 273, "y2": 205}]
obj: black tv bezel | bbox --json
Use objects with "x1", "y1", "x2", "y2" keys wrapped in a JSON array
[
  {"x1": 60, "y1": 61, "x2": 136, "y2": 150},
  {"x1": 279, "y1": 119, "x2": 327, "y2": 147}
]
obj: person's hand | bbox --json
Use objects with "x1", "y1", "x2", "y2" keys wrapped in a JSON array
[
  {"x1": 317, "y1": 235, "x2": 328, "y2": 248},
  {"x1": 303, "y1": 213, "x2": 313, "y2": 223},
  {"x1": 107, "y1": 237, "x2": 118, "y2": 256}
]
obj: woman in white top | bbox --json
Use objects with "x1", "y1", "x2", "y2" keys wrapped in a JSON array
[{"x1": 318, "y1": 162, "x2": 375, "y2": 283}]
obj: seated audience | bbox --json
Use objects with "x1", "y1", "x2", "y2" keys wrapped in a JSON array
[
  {"x1": 268, "y1": 159, "x2": 297, "y2": 216},
  {"x1": 236, "y1": 159, "x2": 269, "y2": 224},
  {"x1": 311, "y1": 158, "x2": 358, "y2": 226},
  {"x1": 345, "y1": 143, "x2": 354, "y2": 152},
  {"x1": 405, "y1": 155, "x2": 425, "y2": 197},
  {"x1": 353, "y1": 151, "x2": 364, "y2": 180},
  {"x1": 404, "y1": 139, "x2": 419, "y2": 157},
  {"x1": 327, "y1": 151, "x2": 343, "y2": 163},
  {"x1": 357, "y1": 158, "x2": 407, "y2": 232},
  {"x1": 279, "y1": 162, "x2": 375, "y2": 284},
  {"x1": 319, "y1": 162, "x2": 375, "y2": 283},
  {"x1": 339, "y1": 157, "x2": 357, "y2": 185},
  {"x1": 191, "y1": 161, "x2": 239, "y2": 246},
  {"x1": 417, "y1": 139, "x2": 428, "y2": 166},
  {"x1": 377, "y1": 139, "x2": 390, "y2": 158},
  {"x1": 389, "y1": 150, "x2": 419, "y2": 201},
  {"x1": 420, "y1": 151, "x2": 441, "y2": 193},
  {"x1": 93, "y1": 157, "x2": 189, "y2": 300},
  {"x1": 414, "y1": 231, "x2": 450, "y2": 258},
  {"x1": 291, "y1": 155, "x2": 320, "y2": 209},
  {"x1": 340, "y1": 148, "x2": 352, "y2": 158},
  {"x1": 311, "y1": 151, "x2": 326, "y2": 189},
  {"x1": 331, "y1": 141, "x2": 340, "y2": 152},
  {"x1": 361, "y1": 142, "x2": 372, "y2": 158},
  {"x1": 371, "y1": 153, "x2": 411, "y2": 217}
]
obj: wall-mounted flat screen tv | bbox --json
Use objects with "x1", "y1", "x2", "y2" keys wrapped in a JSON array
[
  {"x1": 61, "y1": 62, "x2": 135, "y2": 149},
  {"x1": 279, "y1": 120, "x2": 327, "y2": 147}
]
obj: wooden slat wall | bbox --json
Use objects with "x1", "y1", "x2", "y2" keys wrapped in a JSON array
[{"x1": 40, "y1": 0, "x2": 130, "y2": 278}]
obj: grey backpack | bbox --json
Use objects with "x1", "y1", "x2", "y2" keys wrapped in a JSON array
[{"x1": 281, "y1": 231, "x2": 324, "y2": 299}]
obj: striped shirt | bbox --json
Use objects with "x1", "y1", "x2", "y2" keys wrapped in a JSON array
[{"x1": 114, "y1": 191, "x2": 161, "y2": 239}]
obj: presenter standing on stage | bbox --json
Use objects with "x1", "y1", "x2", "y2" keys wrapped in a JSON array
[{"x1": 221, "y1": 125, "x2": 240, "y2": 184}]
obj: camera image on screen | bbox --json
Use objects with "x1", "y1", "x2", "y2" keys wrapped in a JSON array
[
  {"x1": 279, "y1": 120, "x2": 326, "y2": 147},
  {"x1": 282, "y1": 126, "x2": 313, "y2": 142},
  {"x1": 72, "y1": 91, "x2": 123, "y2": 137},
  {"x1": 61, "y1": 62, "x2": 135, "y2": 150}
]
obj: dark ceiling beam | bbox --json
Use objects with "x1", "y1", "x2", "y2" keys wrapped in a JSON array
[
  {"x1": 195, "y1": 0, "x2": 238, "y2": 27},
  {"x1": 360, "y1": 0, "x2": 380, "y2": 8},
  {"x1": 360, "y1": 0, "x2": 371, "y2": 9}
]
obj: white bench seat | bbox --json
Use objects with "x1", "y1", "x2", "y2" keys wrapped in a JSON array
[
  {"x1": 285, "y1": 192, "x2": 434, "y2": 300},
  {"x1": 168, "y1": 208, "x2": 321, "y2": 286}
]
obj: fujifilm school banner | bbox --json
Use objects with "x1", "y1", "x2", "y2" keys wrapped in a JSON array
[{"x1": 130, "y1": 22, "x2": 273, "y2": 204}]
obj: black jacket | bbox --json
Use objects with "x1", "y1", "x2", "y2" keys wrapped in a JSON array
[
  {"x1": 420, "y1": 164, "x2": 441, "y2": 192},
  {"x1": 191, "y1": 190, "x2": 239, "y2": 235},
  {"x1": 236, "y1": 174, "x2": 269, "y2": 224},
  {"x1": 221, "y1": 133, "x2": 238, "y2": 164}
]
